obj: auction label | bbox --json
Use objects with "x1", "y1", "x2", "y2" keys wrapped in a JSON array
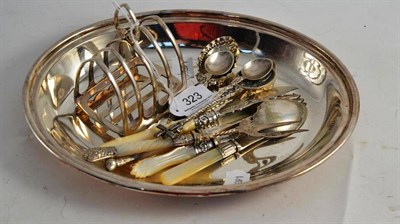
[{"x1": 169, "y1": 84, "x2": 214, "y2": 117}]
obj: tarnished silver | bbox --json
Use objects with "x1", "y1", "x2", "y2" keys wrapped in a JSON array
[{"x1": 23, "y1": 10, "x2": 359, "y2": 196}]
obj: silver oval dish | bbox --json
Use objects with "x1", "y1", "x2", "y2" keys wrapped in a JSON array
[{"x1": 23, "y1": 10, "x2": 359, "y2": 196}]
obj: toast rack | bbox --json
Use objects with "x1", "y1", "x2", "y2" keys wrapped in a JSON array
[{"x1": 74, "y1": 4, "x2": 187, "y2": 140}]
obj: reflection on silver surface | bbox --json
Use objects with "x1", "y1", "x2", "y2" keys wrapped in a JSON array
[
  {"x1": 251, "y1": 84, "x2": 343, "y2": 179},
  {"x1": 46, "y1": 74, "x2": 74, "y2": 107},
  {"x1": 23, "y1": 10, "x2": 359, "y2": 196}
]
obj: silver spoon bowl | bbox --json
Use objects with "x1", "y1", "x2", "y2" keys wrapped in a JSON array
[
  {"x1": 241, "y1": 58, "x2": 275, "y2": 81},
  {"x1": 204, "y1": 50, "x2": 235, "y2": 76},
  {"x1": 238, "y1": 58, "x2": 276, "y2": 90}
]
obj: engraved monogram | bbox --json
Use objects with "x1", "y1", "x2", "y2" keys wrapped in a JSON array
[{"x1": 299, "y1": 52, "x2": 327, "y2": 85}]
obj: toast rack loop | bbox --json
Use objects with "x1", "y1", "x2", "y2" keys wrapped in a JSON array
[{"x1": 74, "y1": 3, "x2": 187, "y2": 139}]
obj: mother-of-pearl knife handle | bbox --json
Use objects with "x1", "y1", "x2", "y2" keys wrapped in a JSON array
[{"x1": 160, "y1": 140, "x2": 239, "y2": 186}]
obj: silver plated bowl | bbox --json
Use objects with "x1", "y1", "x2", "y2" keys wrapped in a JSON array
[{"x1": 23, "y1": 10, "x2": 359, "y2": 196}]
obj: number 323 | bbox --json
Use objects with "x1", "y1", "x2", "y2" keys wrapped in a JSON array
[{"x1": 182, "y1": 92, "x2": 202, "y2": 105}]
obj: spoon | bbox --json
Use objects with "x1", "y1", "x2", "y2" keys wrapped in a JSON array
[
  {"x1": 204, "y1": 50, "x2": 235, "y2": 76},
  {"x1": 241, "y1": 58, "x2": 275, "y2": 81},
  {"x1": 196, "y1": 36, "x2": 239, "y2": 86},
  {"x1": 238, "y1": 58, "x2": 276, "y2": 90}
]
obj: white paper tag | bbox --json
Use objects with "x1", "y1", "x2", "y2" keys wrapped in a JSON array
[
  {"x1": 169, "y1": 84, "x2": 214, "y2": 117},
  {"x1": 224, "y1": 170, "x2": 250, "y2": 185}
]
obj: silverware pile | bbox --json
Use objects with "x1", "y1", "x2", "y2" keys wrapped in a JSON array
[{"x1": 79, "y1": 3, "x2": 308, "y2": 185}]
